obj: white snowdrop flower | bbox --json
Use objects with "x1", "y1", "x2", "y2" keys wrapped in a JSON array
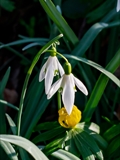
[
  {"x1": 117, "y1": 0, "x2": 120, "y2": 12},
  {"x1": 39, "y1": 49, "x2": 64, "y2": 94},
  {"x1": 47, "y1": 62, "x2": 88, "y2": 115}
]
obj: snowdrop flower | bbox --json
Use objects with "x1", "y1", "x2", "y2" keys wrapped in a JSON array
[
  {"x1": 39, "y1": 48, "x2": 64, "y2": 94},
  {"x1": 117, "y1": 0, "x2": 120, "y2": 12},
  {"x1": 47, "y1": 62, "x2": 88, "y2": 115}
]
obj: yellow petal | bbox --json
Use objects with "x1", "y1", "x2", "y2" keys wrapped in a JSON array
[{"x1": 58, "y1": 105, "x2": 81, "y2": 128}]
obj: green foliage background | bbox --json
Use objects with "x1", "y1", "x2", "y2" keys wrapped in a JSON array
[{"x1": 0, "y1": 0, "x2": 120, "y2": 159}]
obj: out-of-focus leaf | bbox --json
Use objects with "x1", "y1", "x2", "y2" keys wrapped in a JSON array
[
  {"x1": 0, "y1": 99, "x2": 19, "y2": 111},
  {"x1": 0, "y1": 141, "x2": 18, "y2": 160},
  {"x1": 103, "y1": 123, "x2": 120, "y2": 141},
  {"x1": 0, "y1": 0, "x2": 15, "y2": 12},
  {"x1": 0, "y1": 38, "x2": 48, "y2": 49},
  {"x1": 0, "y1": 135, "x2": 49, "y2": 160},
  {"x1": 51, "y1": 149, "x2": 80, "y2": 160},
  {"x1": 5, "y1": 114, "x2": 17, "y2": 135},
  {"x1": 34, "y1": 121, "x2": 59, "y2": 131},
  {"x1": 32, "y1": 126, "x2": 65, "y2": 144},
  {"x1": 105, "y1": 135, "x2": 120, "y2": 157},
  {"x1": 86, "y1": 0, "x2": 114, "y2": 23}
]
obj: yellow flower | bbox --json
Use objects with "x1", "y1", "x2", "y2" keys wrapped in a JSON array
[{"x1": 58, "y1": 105, "x2": 81, "y2": 128}]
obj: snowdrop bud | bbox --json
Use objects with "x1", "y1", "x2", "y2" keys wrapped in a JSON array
[
  {"x1": 64, "y1": 62, "x2": 72, "y2": 75},
  {"x1": 50, "y1": 47, "x2": 57, "y2": 57}
]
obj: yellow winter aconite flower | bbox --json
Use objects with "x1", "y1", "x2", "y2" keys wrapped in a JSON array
[{"x1": 58, "y1": 105, "x2": 81, "y2": 128}]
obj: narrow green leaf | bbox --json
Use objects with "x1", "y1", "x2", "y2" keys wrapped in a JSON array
[
  {"x1": 34, "y1": 121, "x2": 59, "y2": 131},
  {"x1": 24, "y1": 95, "x2": 51, "y2": 138},
  {"x1": 77, "y1": 131, "x2": 103, "y2": 160},
  {"x1": 91, "y1": 133, "x2": 108, "y2": 150},
  {"x1": 0, "y1": 67, "x2": 10, "y2": 95},
  {"x1": 0, "y1": 0, "x2": 15, "y2": 12},
  {"x1": 103, "y1": 123, "x2": 120, "y2": 141},
  {"x1": 0, "y1": 135, "x2": 49, "y2": 160},
  {"x1": 0, "y1": 99, "x2": 19, "y2": 111},
  {"x1": 0, "y1": 141, "x2": 18, "y2": 160},
  {"x1": 86, "y1": 0, "x2": 114, "y2": 23},
  {"x1": 32, "y1": 126, "x2": 65, "y2": 144},
  {"x1": 39, "y1": 0, "x2": 79, "y2": 46},
  {"x1": 106, "y1": 135, "x2": 120, "y2": 156},
  {"x1": 0, "y1": 67, "x2": 10, "y2": 134},
  {"x1": 74, "y1": 133, "x2": 95, "y2": 160},
  {"x1": 64, "y1": 54, "x2": 119, "y2": 87},
  {"x1": 0, "y1": 38, "x2": 48, "y2": 49},
  {"x1": 5, "y1": 114, "x2": 17, "y2": 135},
  {"x1": 43, "y1": 137, "x2": 64, "y2": 156},
  {"x1": 51, "y1": 149, "x2": 80, "y2": 160},
  {"x1": 83, "y1": 48, "x2": 120, "y2": 122}
]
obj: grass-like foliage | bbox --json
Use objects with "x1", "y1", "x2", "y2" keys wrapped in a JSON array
[{"x1": 0, "y1": 0, "x2": 120, "y2": 159}]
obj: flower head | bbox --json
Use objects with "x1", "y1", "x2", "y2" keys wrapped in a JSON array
[
  {"x1": 39, "y1": 55, "x2": 64, "y2": 94},
  {"x1": 47, "y1": 72, "x2": 88, "y2": 115},
  {"x1": 117, "y1": 0, "x2": 120, "y2": 12},
  {"x1": 58, "y1": 105, "x2": 81, "y2": 128}
]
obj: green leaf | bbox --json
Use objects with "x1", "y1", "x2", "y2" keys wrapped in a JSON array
[
  {"x1": 0, "y1": 38, "x2": 48, "y2": 49},
  {"x1": 76, "y1": 130, "x2": 103, "y2": 160},
  {"x1": 0, "y1": 67, "x2": 10, "y2": 95},
  {"x1": 82, "y1": 48, "x2": 120, "y2": 122},
  {"x1": 103, "y1": 123, "x2": 120, "y2": 141},
  {"x1": 106, "y1": 135, "x2": 120, "y2": 156},
  {"x1": 0, "y1": 99, "x2": 19, "y2": 111},
  {"x1": 74, "y1": 133, "x2": 95, "y2": 160},
  {"x1": 0, "y1": 141, "x2": 18, "y2": 160},
  {"x1": 43, "y1": 137, "x2": 64, "y2": 156},
  {"x1": 0, "y1": 67, "x2": 10, "y2": 134},
  {"x1": 91, "y1": 133, "x2": 108, "y2": 150},
  {"x1": 34, "y1": 121, "x2": 59, "y2": 131},
  {"x1": 39, "y1": 0, "x2": 79, "y2": 46},
  {"x1": 64, "y1": 54, "x2": 120, "y2": 87},
  {"x1": 0, "y1": 0, "x2": 15, "y2": 12},
  {"x1": 5, "y1": 114, "x2": 17, "y2": 135},
  {"x1": 0, "y1": 135, "x2": 49, "y2": 160},
  {"x1": 32, "y1": 126, "x2": 65, "y2": 144},
  {"x1": 51, "y1": 149, "x2": 80, "y2": 160},
  {"x1": 86, "y1": 0, "x2": 114, "y2": 23}
]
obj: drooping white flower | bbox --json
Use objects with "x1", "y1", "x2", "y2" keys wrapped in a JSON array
[
  {"x1": 39, "y1": 56, "x2": 64, "y2": 94},
  {"x1": 47, "y1": 73, "x2": 88, "y2": 115},
  {"x1": 117, "y1": 0, "x2": 120, "y2": 12}
]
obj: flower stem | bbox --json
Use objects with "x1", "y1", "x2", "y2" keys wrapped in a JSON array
[
  {"x1": 56, "y1": 75, "x2": 61, "y2": 110},
  {"x1": 47, "y1": 50, "x2": 68, "y2": 63}
]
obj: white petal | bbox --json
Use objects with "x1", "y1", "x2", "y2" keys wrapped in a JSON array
[
  {"x1": 53, "y1": 57, "x2": 58, "y2": 70},
  {"x1": 45, "y1": 61, "x2": 54, "y2": 94},
  {"x1": 56, "y1": 58, "x2": 65, "y2": 76},
  {"x1": 62, "y1": 75, "x2": 75, "y2": 115},
  {"x1": 117, "y1": 0, "x2": 120, "y2": 12},
  {"x1": 47, "y1": 77, "x2": 63, "y2": 99},
  {"x1": 74, "y1": 76, "x2": 88, "y2": 96},
  {"x1": 39, "y1": 61, "x2": 47, "y2": 82}
]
